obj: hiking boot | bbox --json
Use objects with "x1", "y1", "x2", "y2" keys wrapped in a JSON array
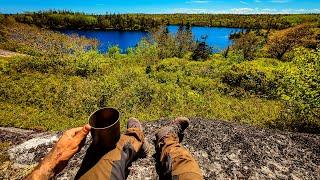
[
  {"x1": 156, "y1": 117, "x2": 190, "y2": 143},
  {"x1": 127, "y1": 117, "x2": 149, "y2": 157}
]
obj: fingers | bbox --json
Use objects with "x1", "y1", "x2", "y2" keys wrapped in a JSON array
[
  {"x1": 73, "y1": 124, "x2": 91, "y2": 144},
  {"x1": 65, "y1": 127, "x2": 83, "y2": 137}
]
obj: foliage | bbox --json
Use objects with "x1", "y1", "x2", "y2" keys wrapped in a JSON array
[
  {"x1": 0, "y1": 20, "x2": 319, "y2": 134},
  {"x1": 129, "y1": 39, "x2": 159, "y2": 65},
  {"x1": 2, "y1": 16, "x2": 16, "y2": 24},
  {"x1": 151, "y1": 26, "x2": 177, "y2": 59},
  {"x1": 8, "y1": 11, "x2": 320, "y2": 30},
  {"x1": 222, "y1": 58, "x2": 284, "y2": 99},
  {"x1": 266, "y1": 24, "x2": 315, "y2": 60},
  {"x1": 222, "y1": 49, "x2": 320, "y2": 133},
  {"x1": 0, "y1": 53, "x2": 284, "y2": 131},
  {"x1": 0, "y1": 22, "x2": 97, "y2": 56},
  {"x1": 192, "y1": 42, "x2": 212, "y2": 61},
  {"x1": 13, "y1": 11, "x2": 162, "y2": 30},
  {"x1": 107, "y1": 45, "x2": 121, "y2": 59},
  {"x1": 232, "y1": 31, "x2": 264, "y2": 60},
  {"x1": 175, "y1": 23, "x2": 195, "y2": 58},
  {"x1": 151, "y1": 24, "x2": 196, "y2": 59},
  {"x1": 274, "y1": 48, "x2": 320, "y2": 133},
  {"x1": 0, "y1": 14, "x2": 4, "y2": 23}
]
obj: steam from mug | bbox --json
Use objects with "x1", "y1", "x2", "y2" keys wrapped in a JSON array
[{"x1": 89, "y1": 107, "x2": 120, "y2": 150}]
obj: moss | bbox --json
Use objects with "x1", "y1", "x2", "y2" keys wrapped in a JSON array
[{"x1": 0, "y1": 142, "x2": 11, "y2": 163}]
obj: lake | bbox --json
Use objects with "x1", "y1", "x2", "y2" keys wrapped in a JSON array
[{"x1": 60, "y1": 26, "x2": 243, "y2": 53}]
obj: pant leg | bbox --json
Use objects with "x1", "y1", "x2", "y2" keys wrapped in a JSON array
[
  {"x1": 156, "y1": 134, "x2": 203, "y2": 180},
  {"x1": 78, "y1": 127, "x2": 144, "y2": 180}
]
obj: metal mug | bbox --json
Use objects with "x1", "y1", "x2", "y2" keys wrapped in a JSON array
[{"x1": 88, "y1": 107, "x2": 120, "y2": 150}]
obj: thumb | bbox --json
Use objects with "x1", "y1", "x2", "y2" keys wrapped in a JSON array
[{"x1": 74, "y1": 124, "x2": 91, "y2": 144}]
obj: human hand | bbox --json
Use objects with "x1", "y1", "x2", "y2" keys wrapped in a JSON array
[
  {"x1": 51, "y1": 124, "x2": 91, "y2": 164},
  {"x1": 26, "y1": 124, "x2": 91, "y2": 180}
]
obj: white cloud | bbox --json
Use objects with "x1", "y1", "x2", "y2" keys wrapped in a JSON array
[
  {"x1": 270, "y1": 0, "x2": 290, "y2": 3},
  {"x1": 230, "y1": 8, "x2": 254, "y2": 13},
  {"x1": 186, "y1": 0, "x2": 211, "y2": 4},
  {"x1": 169, "y1": 8, "x2": 210, "y2": 13},
  {"x1": 163, "y1": 7, "x2": 320, "y2": 14},
  {"x1": 240, "y1": 1, "x2": 249, "y2": 5}
]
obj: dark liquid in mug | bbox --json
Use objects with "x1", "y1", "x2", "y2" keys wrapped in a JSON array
[{"x1": 89, "y1": 108, "x2": 119, "y2": 128}]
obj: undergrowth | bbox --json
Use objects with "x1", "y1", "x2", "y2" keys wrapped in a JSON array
[{"x1": 0, "y1": 22, "x2": 318, "y2": 133}]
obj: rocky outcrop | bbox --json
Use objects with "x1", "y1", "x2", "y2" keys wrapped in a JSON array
[{"x1": 1, "y1": 119, "x2": 319, "y2": 179}]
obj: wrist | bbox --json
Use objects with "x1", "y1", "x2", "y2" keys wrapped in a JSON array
[
  {"x1": 36, "y1": 150, "x2": 61, "y2": 178},
  {"x1": 43, "y1": 148, "x2": 63, "y2": 172},
  {"x1": 26, "y1": 149, "x2": 60, "y2": 179},
  {"x1": 26, "y1": 161, "x2": 55, "y2": 180}
]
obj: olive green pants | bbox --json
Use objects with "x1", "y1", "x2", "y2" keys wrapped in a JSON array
[{"x1": 76, "y1": 128, "x2": 203, "y2": 180}]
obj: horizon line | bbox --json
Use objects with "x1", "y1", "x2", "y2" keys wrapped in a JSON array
[{"x1": 1, "y1": 10, "x2": 320, "y2": 15}]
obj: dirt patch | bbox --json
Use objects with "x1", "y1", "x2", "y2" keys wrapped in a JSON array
[{"x1": 1, "y1": 119, "x2": 319, "y2": 179}]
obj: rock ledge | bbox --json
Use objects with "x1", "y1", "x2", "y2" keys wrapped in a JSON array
[{"x1": 2, "y1": 119, "x2": 319, "y2": 179}]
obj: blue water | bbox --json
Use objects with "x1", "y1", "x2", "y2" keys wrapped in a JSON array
[
  {"x1": 168, "y1": 26, "x2": 242, "y2": 52},
  {"x1": 60, "y1": 26, "x2": 242, "y2": 53}
]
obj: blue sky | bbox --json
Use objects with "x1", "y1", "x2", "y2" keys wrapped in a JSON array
[{"x1": 0, "y1": 0, "x2": 319, "y2": 14}]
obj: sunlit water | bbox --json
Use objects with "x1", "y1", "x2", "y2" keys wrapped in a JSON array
[{"x1": 60, "y1": 26, "x2": 243, "y2": 53}]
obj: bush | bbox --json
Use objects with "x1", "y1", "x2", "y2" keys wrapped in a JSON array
[
  {"x1": 3, "y1": 56, "x2": 67, "y2": 74},
  {"x1": 222, "y1": 58, "x2": 284, "y2": 99},
  {"x1": 192, "y1": 42, "x2": 212, "y2": 61},
  {"x1": 273, "y1": 48, "x2": 320, "y2": 133},
  {"x1": 151, "y1": 25, "x2": 196, "y2": 59},
  {"x1": 0, "y1": 14, "x2": 4, "y2": 23},
  {"x1": 232, "y1": 31, "x2": 264, "y2": 60},
  {"x1": 107, "y1": 45, "x2": 121, "y2": 59},
  {"x1": 266, "y1": 24, "x2": 314, "y2": 60},
  {"x1": 73, "y1": 51, "x2": 105, "y2": 77},
  {"x1": 0, "y1": 22, "x2": 97, "y2": 56},
  {"x1": 0, "y1": 53, "x2": 283, "y2": 131},
  {"x1": 151, "y1": 26, "x2": 177, "y2": 59},
  {"x1": 129, "y1": 39, "x2": 159, "y2": 65}
]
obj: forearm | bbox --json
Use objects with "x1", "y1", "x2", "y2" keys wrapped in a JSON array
[
  {"x1": 25, "y1": 164, "x2": 55, "y2": 180},
  {"x1": 25, "y1": 151, "x2": 59, "y2": 180},
  {"x1": 25, "y1": 124, "x2": 90, "y2": 179}
]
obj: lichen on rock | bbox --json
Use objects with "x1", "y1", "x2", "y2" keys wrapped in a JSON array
[{"x1": 1, "y1": 119, "x2": 319, "y2": 179}]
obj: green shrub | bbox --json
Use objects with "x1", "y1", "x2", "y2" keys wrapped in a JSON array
[
  {"x1": 222, "y1": 58, "x2": 285, "y2": 99},
  {"x1": 221, "y1": 48, "x2": 320, "y2": 133},
  {"x1": 2, "y1": 51, "x2": 108, "y2": 77},
  {"x1": 231, "y1": 31, "x2": 264, "y2": 60},
  {"x1": 129, "y1": 39, "x2": 159, "y2": 65},
  {"x1": 0, "y1": 22, "x2": 97, "y2": 56},
  {"x1": 151, "y1": 25, "x2": 196, "y2": 60},
  {"x1": 107, "y1": 45, "x2": 121, "y2": 59},
  {"x1": 72, "y1": 51, "x2": 105, "y2": 77},
  {"x1": 0, "y1": 14, "x2": 4, "y2": 23},
  {"x1": 266, "y1": 24, "x2": 314, "y2": 60},
  {"x1": 192, "y1": 42, "x2": 212, "y2": 61},
  {"x1": 272, "y1": 48, "x2": 320, "y2": 133}
]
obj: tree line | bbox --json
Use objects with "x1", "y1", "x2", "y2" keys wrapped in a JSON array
[{"x1": 2, "y1": 11, "x2": 320, "y2": 30}]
